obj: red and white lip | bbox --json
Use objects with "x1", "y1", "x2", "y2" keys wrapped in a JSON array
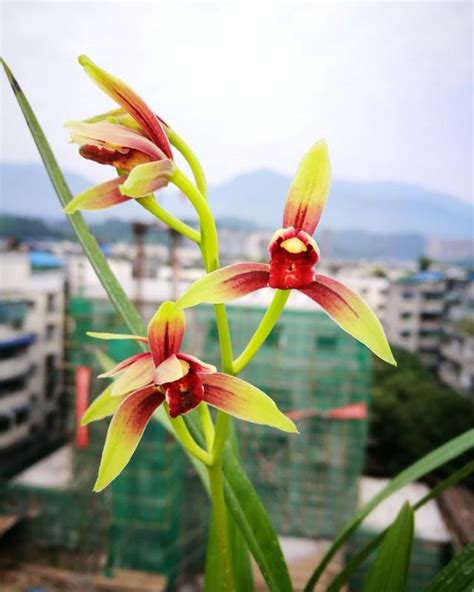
[{"x1": 267, "y1": 226, "x2": 320, "y2": 290}]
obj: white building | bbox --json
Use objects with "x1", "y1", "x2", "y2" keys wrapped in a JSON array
[
  {"x1": 0, "y1": 251, "x2": 65, "y2": 455},
  {"x1": 384, "y1": 272, "x2": 446, "y2": 368}
]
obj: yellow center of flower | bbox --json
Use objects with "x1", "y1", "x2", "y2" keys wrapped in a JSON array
[{"x1": 281, "y1": 237, "x2": 307, "y2": 254}]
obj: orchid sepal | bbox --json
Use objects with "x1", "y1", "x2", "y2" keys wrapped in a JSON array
[
  {"x1": 282, "y1": 140, "x2": 331, "y2": 235},
  {"x1": 87, "y1": 331, "x2": 148, "y2": 342},
  {"x1": 81, "y1": 384, "x2": 122, "y2": 426},
  {"x1": 300, "y1": 274, "x2": 396, "y2": 365},
  {"x1": 64, "y1": 176, "x2": 130, "y2": 214},
  {"x1": 177, "y1": 263, "x2": 270, "y2": 309},
  {"x1": 93, "y1": 385, "x2": 165, "y2": 492},
  {"x1": 147, "y1": 301, "x2": 186, "y2": 366},
  {"x1": 202, "y1": 373, "x2": 298, "y2": 433}
]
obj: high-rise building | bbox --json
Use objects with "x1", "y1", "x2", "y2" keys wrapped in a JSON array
[{"x1": 0, "y1": 250, "x2": 65, "y2": 470}]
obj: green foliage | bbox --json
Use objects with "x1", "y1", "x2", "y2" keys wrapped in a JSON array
[
  {"x1": 368, "y1": 346, "x2": 474, "y2": 488},
  {"x1": 362, "y1": 503, "x2": 414, "y2": 592},
  {"x1": 425, "y1": 542, "x2": 474, "y2": 592}
]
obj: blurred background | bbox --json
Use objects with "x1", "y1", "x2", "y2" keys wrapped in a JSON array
[{"x1": 0, "y1": 1, "x2": 473, "y2": 591}]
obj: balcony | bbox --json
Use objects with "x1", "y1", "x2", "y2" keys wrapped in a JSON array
[{"x1": 0, "y1": 351, "x2": 32, "y2": 381}]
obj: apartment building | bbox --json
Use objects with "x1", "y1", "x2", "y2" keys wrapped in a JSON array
[
  {"x1": 384, "y1": 272, "x2": 446, "y2": 369},
  {"x1": 439, "y1": 279, "x2": 474, "y2": 396},
  {"x1": 0, "y1": 251, "x2": 65, "y2": 462}
]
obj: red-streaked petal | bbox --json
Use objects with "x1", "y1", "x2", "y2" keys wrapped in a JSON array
[
  {"x1": 98, "y1": 352, "x2": 151, "y2": 378},
  {"x1": 87, "y1": 331, "x2": 148, "y2": 342},
  {"x1": 154, "y1": 354, "x2": 189, "y2": 385},
  {"x1": 93, "y1": 385, "x2": 164, "y2": 491},
  {"x1": 177, "y1": 353, "x2": 216, "y2": 375},
  {"x1": 81, "y1": 384, "x2": 122, "y2": 425},
  {"x1": 147, "y1": 301, "x2": 186, "y2": 366},
  {"x1": 282, "y1": 140, "x2": 331, "y2": 235},
  {"x1": 111, "y1": 355, "x2": 155, "y2": 397},
  {"x1": 202, "y1": 373, "x2": 298, "y2": 433},
  {"x1": 65, "y1": 121, "x2": 165, "y2": 160},
  {"x1": 64, "y1": 176, "x2": 130, "y2": 214},
  {"x1": 300, "y1": 275, "x2": 396, "y2": 365},
  {"x1": 119, "y1": 160, "x2": 174, "y2": 198},
  {"x1": 177, "y1": 263, "x2": 270, "y2": 309},
  {"x1": 78, "y1": 55, "x2": 173, "y2": 159}
]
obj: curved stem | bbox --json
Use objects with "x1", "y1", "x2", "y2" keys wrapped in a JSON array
[
  {"x1": 167, "y1": 128, "x2": 208, "y2": 197},
  {"x1": 233, "y1": 289, "x2": 290, "y2": 374},
  {"x1": 169, "y1": 413, "x2": 212, "y2": 465},
  {"x1": 137, "y1": 195, "x2": 200, "y2": 244},
  {"x1": 171, "y1": 169, "x2": 219, "y2": 270}
]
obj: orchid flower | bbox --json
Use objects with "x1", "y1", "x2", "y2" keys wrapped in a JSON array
[
  {"x1": 177, "y1": 142, "x2": 396, "y2": 366},
  {"x1": 64, "y1": 56, "x2": 175, "y2": 214},
  {"x1": 81, "y1": 301, "x2": 296, "y2": 491}
]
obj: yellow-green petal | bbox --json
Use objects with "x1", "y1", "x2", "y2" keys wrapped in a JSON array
[
  {"x1": 202, "y1": 373, "x2": 298, "y2": 433},
  {"x1": 81, "y1": 384, "x2": 121, "y2": 426}
]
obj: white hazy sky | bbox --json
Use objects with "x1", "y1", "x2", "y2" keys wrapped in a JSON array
[{"x1": 1, "y1": 1, "x2": 473, "y2": 203}]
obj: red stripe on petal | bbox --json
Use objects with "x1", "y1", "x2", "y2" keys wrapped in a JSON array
[
  {"x1": 147, "y1": 301, "x2": 186, "y2": 366},
  {"x1": 177, "y1": 353, "x2": 216, "y2": 375},
  {"x1": 300, "y1": 275, "x2": 396, "y2": 365},
  {"x1": 98, "y1": 352, "x2": 151, "y2": 378},
  {"x1": 78, "y1": 56, "x2": 173, "y2": 160},
  {"x1": 177, "y1": 263, "x2": 270, "y2": 309},
  {"x1": 111, "y1": 354, "x2": 155, "y2": 397},
  {"x1": 64, "y1": 176, "x2": 130, "y2": 214},
  {"x1": 282, "y1": 140, "x2": 331, "y2": 235},
  {"x1": 202, "y1": 373, "x2": 297, "y2": 432},
  {"x1": 94, "y1": 385, "x2": 164, "y2": 491}
]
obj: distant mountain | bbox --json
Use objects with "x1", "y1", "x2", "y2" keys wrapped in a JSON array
[
  {"x1": 1, "y1": 163, "x2": 472, "y2": 239},
  {"x1": 203, "y1": 170, "x2": 473, "y2": 239}
]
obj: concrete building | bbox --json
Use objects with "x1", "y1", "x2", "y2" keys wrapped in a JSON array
[
  {"x1": 439, "y1": 278, "x2": 474, "y2": 395},
  {"x1": 384, "y1": 272, "x2": 446, "y2": 368},
  {"x1": 0, "y1": 251, "x2": 65, "y2": 459}
]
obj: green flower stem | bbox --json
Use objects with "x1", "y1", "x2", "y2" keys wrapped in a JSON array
[
  {"x1": 137, "y1": 195, "x2": 201, "y2": 244},
  {"x1": 208, "y1": 461, "x2": 236, "y2": 591},
  {"x1": 198, "y1": 404, "x2": 215, "y2": 450},
  {"x1": 167, "y1": 128, "x2": 208, "y2": 198},
  {"x1": 171, "y1": 168, "x2": 219, "y2": 270},
  {"x1": 170, "y1": 413, "x2": 212, "y2": 465},
  {"x1": 233, "y1": 289, "x2": 290, "y2": 374}
]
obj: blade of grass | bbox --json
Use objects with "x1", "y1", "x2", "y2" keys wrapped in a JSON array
[
  {"x1": 362, "y1": 503, "x2": 414, "y2": 592},
  {"x1": 304, "y1": 429, "x2": 474, "y2": 591},
  {"x1": 424, "y1": 541, "x2": 474, "y2": 592},
  {"x1": 326, "y1": 460, "x2": 474, "y2": 592}
]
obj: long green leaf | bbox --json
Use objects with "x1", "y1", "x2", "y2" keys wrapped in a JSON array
[
  {"x1": 425, "y1": 542, "x2": 474, "y2": 592},
  {"x1": 326, "y1": 460, "x2": 474, "y2": 592},
  {"x1": 362, "y1": 502, "x2": 414, "y2": 592},
  {"x1": 3, "y1": 60, "x2": 289, "y2": 592},
  {"x1": 304, "y1": 429, "x2": 474, "y2": 591},
  {"x1": 1, "y1": 58, "x2": 145, "y2": 337}
]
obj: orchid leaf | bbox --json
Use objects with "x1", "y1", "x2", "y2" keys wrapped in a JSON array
[
  {"x1": 362, "y1": 502, "x2": 414, "y2": 592},
  {"x1": 304, "y1": 429, "x2": 474, "y2": 591},
  {"x1": 425, "y1": 542, "x2": 474, "y2": 592},
  {"x1": 326, "y1": 460, "x2": 474, "y2": 592}
]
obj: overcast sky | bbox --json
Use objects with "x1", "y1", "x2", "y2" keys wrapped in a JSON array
[{"x1": 1, "y1": 1, "x2": 472, "y2": 203}]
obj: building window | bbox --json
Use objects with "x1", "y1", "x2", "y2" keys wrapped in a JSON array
[
  {"x1": 400, "y1": 330, "x2": 411, "y2": 339},
  {"x1": 316, "y1": 335, "x2": 339, "y2": 350},
  {"x1": 15, "y1": 406, "x2": 30, "y2": 425},
  {"x1": 44, "y1": 355, "x2": 57, "y2": 398},
  {"x1": 0, "y1": 375, "x2": 28, "y2": 397},
  {"x1": 422, "y1": 292, "x2": 442, "y2": 301},
  {"x1": 47, "y1": 293, "x2": 56, "y2": 312},
  {"x1": 46, "y1": 324, "x2": 56, "y2": 340},
  {"x1": 0, "y1": 415, "x2": 11, "y2": 433},
  {"x1": 400, "y1": 312, "x2": 412, "y2": 320},
  {"x1": 402, "y1": 291, "x2": 414, "y2": 300}
]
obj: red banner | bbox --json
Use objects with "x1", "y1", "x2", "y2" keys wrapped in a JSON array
[
  {"x1": 287, "y1": 402, "x2": 367, "y2": 422},
  {"x1": 75, "y1": 366, "x2": 91, "y2": 448}
]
